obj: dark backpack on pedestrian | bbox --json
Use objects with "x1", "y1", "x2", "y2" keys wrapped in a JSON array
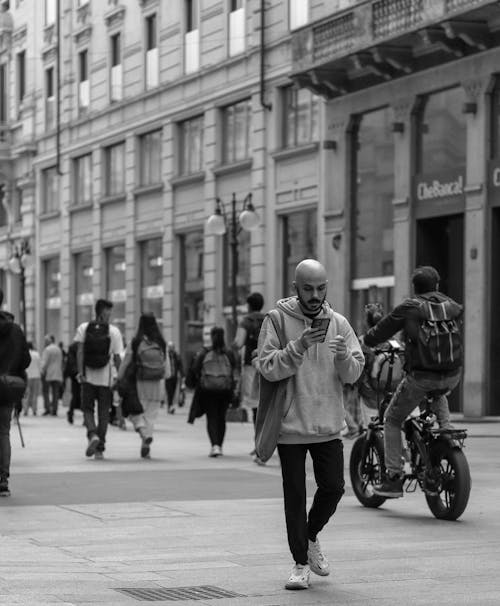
[
  {"x1": 83, "y1": 322, "x2": 111, "y2": 369},
  {"x1": 243, "y1": 312, "x2": 265, "y2": 365},
  {"x1": 413, "y1": 297, "x2": 463, "y2": 372},
  {"x1": 135, "y1": 338, "x2": 166, "y2": 381},
  {"x1": 199, "y1": 349, "x2": 233, "y2": 392}
]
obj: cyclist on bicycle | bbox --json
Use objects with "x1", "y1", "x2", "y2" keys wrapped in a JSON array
[{"x1": 362, "y1": 266, "x2": 463, "y2": 498}]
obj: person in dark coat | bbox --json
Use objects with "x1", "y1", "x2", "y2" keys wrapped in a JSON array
[
  {"x1": 64, "y1": 341, "x2": 81, "y2": 424},
  {"x1": 0, "y1": 289, "x2": 31, "y2": 497}
]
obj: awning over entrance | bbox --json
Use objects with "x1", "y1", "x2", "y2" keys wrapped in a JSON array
[{"x1": 290, "y1": 0, "x2": 500, "y2": 98}]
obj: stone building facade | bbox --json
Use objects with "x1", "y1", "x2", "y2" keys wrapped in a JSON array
[{"x1": 0, "y1": 0, "x2": 497, "y2": 416}]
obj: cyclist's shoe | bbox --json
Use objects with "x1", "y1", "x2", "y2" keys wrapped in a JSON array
[{"x1": 374, "y1": 473, "x2": 403, "y2": 498}]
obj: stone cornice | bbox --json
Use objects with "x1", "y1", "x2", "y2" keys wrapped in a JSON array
[{"x1": 104, "y1": 4, "x2": 126, "y2": 30}]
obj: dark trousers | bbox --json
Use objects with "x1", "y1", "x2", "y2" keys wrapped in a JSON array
[
  {"x1": 165, "y1": 377, "x2": 178, "y2": 409},
  {"x1": 278, "y1": 439, "x2": 345, "y2": 565},
  {"x1": 43, "y1": 380, "x2": 61, "y2": 415},
  {"x1": 205, "y1": 399, "x2": 230, "y2": 447},
  {"x1": 0, "y1": 404, "x2": 13, "y2": 480},
  {"x1": 69, "y1": 378, "x2": 81, "y2": 413},
  {"x1": 81, "y1": 383, "x2": 112, "y2": 453}
]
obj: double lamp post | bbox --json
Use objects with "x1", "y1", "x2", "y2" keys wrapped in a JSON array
[
  {"x1": 206, "y1": 192, "x2": 260, "y2": 337},
  {"x1": 8, "y1": 238, "x2": 32, "y2": 334}
]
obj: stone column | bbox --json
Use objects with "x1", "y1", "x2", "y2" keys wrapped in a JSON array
[
  {"x1": 321, "y1": 111, "x2": 350, "y2": 314},
  {"x1": 462, "y1": 77, "x2": 489, "y2": 417},
  {"x1": 391, "y1": 96, "x2": 416, "y2": 302}
]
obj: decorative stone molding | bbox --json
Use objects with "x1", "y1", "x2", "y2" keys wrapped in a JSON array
[
  {"x1": 76, "y1": 2, "x2": 91, "y2": 25},
  {"x1": 42, "y1": 46, "x2": 57, "y2": 64},
  {"x1": 43, "y1": 24, "x2": 55, "y2": 46},
  {"x1": 391, "y1": 96, "x2": 414, "y2": 122},
  {"x1": 104, "y1": 4, "x2": 126, "y2": 29},
  {"x1": 12, "y1": 24, "x2": 27, "y2": 48},
  {"x1": 462, "y1": 77, "x2": 488, "y2": 102},
  {"x1": 73, "y1": 24, "x2": 92, "y2": 47},
  {"x1": 326, "y1": 118, "x2": 347, "y2": 137},
  {"x1": 138, "y1": 0, "x2": 159, "y2": 11}
]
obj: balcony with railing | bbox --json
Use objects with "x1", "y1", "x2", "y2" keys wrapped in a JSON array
[{"x1": 291, "y1": 0, "x2": 500, "y2": 98}]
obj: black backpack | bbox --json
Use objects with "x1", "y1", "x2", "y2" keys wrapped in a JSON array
[
  {"x1": 243, "y1": 313, "x2": 265, "y2": 365},
  {"x1": 413, "y1": 297, "x2": 463, "y2": 372},
  {"x1": 83, "y1": 322, "x2": 111, "y2": 369}
]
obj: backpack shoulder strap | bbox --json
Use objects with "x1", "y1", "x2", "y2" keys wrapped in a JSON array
[{"x1": 267, "y1": 309, "x2": 286, "y2": 349}]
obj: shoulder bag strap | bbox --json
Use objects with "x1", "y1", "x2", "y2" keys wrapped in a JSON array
[{"x1": 267, "y1": 309, "x2": 286, "y2": 349}]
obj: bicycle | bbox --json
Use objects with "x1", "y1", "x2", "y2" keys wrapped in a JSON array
[{"x1": 349, "y1": 340, "x2": 471, "y2": 521}]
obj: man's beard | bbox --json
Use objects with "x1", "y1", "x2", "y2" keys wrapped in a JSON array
[{"x1": 296, "y1": 291, "x2": 326, "y2": 315}]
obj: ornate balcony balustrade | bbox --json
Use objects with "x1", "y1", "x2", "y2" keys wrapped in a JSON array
[{"x1": 291, "y1": 0, "x2": 500, "y2": 98}]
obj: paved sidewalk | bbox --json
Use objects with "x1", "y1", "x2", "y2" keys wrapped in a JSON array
[{"x1": 0, "y1": 405, "x2": 499, "y2": 605}]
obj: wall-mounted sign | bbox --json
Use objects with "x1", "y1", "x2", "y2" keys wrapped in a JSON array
[
  {"x1": 46, "y1": 297, "x2": 61, "y2": 310},
  {"x1": 109, "y1": 289, "x2": 126, "y2": 303},
  {"x1": 415, "y1": 173, "x2": 464, "y2": 201},
  {"x1": 77, "y1": 292, "x2": 94, "y2": 306},
  {"x1": 143, "y1": 285, "x2": 163, "y2": 299},
  {"x1": 488, "y1": 161, "x2": 500, "y2": 207}
]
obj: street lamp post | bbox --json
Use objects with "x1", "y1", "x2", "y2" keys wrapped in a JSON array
[
  {"x1": 8, "y1": 238, "x2": 32, "y2": 334},
  {"x1": 206, "y1": 192, "x2": 260, "y2": 337}
]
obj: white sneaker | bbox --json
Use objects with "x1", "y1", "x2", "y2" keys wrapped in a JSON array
[
  {"x1": 209, "y1": 445, "x2": 222, "y2": 457},
  {"x1": 285, "y1": 564, "x2": 310, "y2": 590},
  {"x1": 307, "y1": 539, "x2": 330, "y2": 576}
]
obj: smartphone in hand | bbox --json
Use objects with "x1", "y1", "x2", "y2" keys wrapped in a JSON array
[{"x1": 311, "y1": 317, "x2": 330, "y2": 342}]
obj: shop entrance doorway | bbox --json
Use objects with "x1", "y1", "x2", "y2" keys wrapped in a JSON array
[
  {"x1": 490, "y1": 209, "x2": 500, "y2": 415},
  {"x1": 416, "y1": 214, "x2": 464, "y2": 412}
]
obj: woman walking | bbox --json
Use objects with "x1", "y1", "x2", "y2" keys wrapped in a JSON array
[
  {"x1": 191, "y1": 326, "x2": 236, "y2": 457},
  {"x1": 117, "y1": 312, "x2": 166, "y2": 458}
]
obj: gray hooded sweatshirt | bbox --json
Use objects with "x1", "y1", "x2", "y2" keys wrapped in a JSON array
[{"x1": 258, "y1": 297, "x2": 364, "y2": 445}]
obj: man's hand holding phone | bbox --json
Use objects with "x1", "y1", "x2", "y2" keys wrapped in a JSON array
[{"x1": 300, "y1": 318, "x2": 330, "y2": 348}]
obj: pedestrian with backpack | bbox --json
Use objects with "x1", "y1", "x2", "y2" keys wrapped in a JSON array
[
  {"x1": 232, "y1": 292, "x2": 265, "y2": 461},
  {"x1": 363, "y1": 266, "x2": 463, "y2": 498},
  {"x1": 191, "y1": 326, "x2": 236, "y2": 457},
  {"x1": 75, "y1": 299, "x2": 124, "y2": 460},
  {"x1": 117, "y1": 312, "x2": 166, "y2": 459}
]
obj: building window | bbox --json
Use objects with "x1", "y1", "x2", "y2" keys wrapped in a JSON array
[
  {"x1": 105, "y1": 245, "x2": 126, "y2": 336},
  {"x1": 139, "y1": 130, "x2": 162, "y2": 186},
  {"x1": 17, "y1": 50, "x2": 26, "y2": 107},
  {"x1": 350, "y1": 107, "x2": 395, "y2": 334},
  {"x1": 290, "y1": 0, "x2": 308, "y2": 30},
  {"x1": 43, "y1": 257, "x2": 61, "y2": 340},
  {"x1": 73, "y1": 153, "x2": 93, "y2": 206},
  {"x1": 12, "y1": 187, "x2": 23, "y2": 224},
  {"x1": 282, "y1": 209, "x2": 317, "y2": 296},
  {"x1": 74, "y1": 250, "x2": 94, "y2": 328},
  {"x1": 283, "y1": 86, "x2": 319, "y2": 148},
  {"x1": 229, "y1": 0, "x2": 245, "y2": 57},
  {"x1": 140, "y1": 238, "x2": 163, "y2": 324},
  {"x1": 145, "y1": 13, "x2": 159, "y2": 89},
  {"x1": 45, "y1": 0, "x2": 56, "y2": 26},
  {"x1": 222, "y1": 99, "x2": 251, "y2": 164},
  {"x1": 110, "y1": 32, "x2": 122, "y2": 102},
  {"x1": 104, "y1": 142, "x2": 125, "y2": 196},
  {"x1": 416, "y1": 87, "x2": 466, "y2": 175},
  {"x1": 78, "y1": 49, "x2": 89, "y2": 111},
  {"x1": 185, "y1": 0, "x2": 199, "y2": 74},
  {"x1": 41, "y1": 166, "x2": 59, "y2": 214},
  {"x1": 46, "y1": 66, "x2": 55, "y2": 129},
  {"x1": 179, "y1": 230, "x2": 204, "y2": 365},
  {"x1": 179, "y1": 116, "x2": 203, "y2": 175}
]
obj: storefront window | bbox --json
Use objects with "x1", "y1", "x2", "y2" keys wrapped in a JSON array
[
  {"x1": 180, "y1": 230, "x2": 204, "y2": 367},
  {"x1": 416, "y1": 87, "x2": 466, "y2": 175},
  {"x1": 43, "y1": 257, "x2": 61, "y2": 339},
  {"x1": 74, "y1": 250, "x2": 94, "y2": 328},
  {"x1": 282, "y1": 208, "x2": 317, "y2": 296},
  {"x1": 223, "y1": 229, "x2": 251, "y2": 310},
  {"x1": 140, "y1": 238, "x2": 163, "y2": 324},
  {"x1": 351, "y1": 107, "x2": 395, "y2": 333},
  {"x1": 105, "y1": 245, "x2": 126, "y2": 336}
]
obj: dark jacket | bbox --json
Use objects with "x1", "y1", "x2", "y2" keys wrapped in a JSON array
[
  {"x1": 364, "y1": 291, "x2": 463, "y2": 376},
  {"x1": 0, "y1": 311, "x2": 31, "y2": 400}
]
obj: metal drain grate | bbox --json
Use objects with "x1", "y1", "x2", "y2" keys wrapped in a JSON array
[{"x1": 115, "y1": 585, "x2": 245, "y2": 602}]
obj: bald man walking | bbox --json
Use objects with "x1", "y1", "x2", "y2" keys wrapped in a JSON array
[{"x1": 258, "y1": 259, "x2": 364, "y2": 590}]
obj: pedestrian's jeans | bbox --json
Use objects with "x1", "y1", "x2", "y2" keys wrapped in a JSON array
[
  {"x1": 384, "y1": 371, "x2": 461, "y2": 476},
  {"x1": 277, "y1": 439, "x2": 345, "y2": 565},
  {"x1": 0, "y1": 404, "x2": 14, "y2": 480},
  {"x1": 81, "y1": 383, "x2": 112, "y2": 453},
  {"x1": 205, "y1": 399, "x2": 230, "y2": 447},
  {"x1": 43, "y1": 380, "x2": 61, "y2": 414}
]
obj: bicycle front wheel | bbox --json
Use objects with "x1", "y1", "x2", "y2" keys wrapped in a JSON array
[
  {"x1": 349, "y1": 432, "x2": 386, "y2": 508},
  {"x1": 425, "y1": 441, "x2": 471, "y2": 521}
]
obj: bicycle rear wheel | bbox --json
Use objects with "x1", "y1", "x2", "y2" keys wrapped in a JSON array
[
  {"x1": 425, "y1": 441, "x2": 471, "y2": 521},
  {"x1": 349, "y1": 432, "x2": 386, "y2": 508}
]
